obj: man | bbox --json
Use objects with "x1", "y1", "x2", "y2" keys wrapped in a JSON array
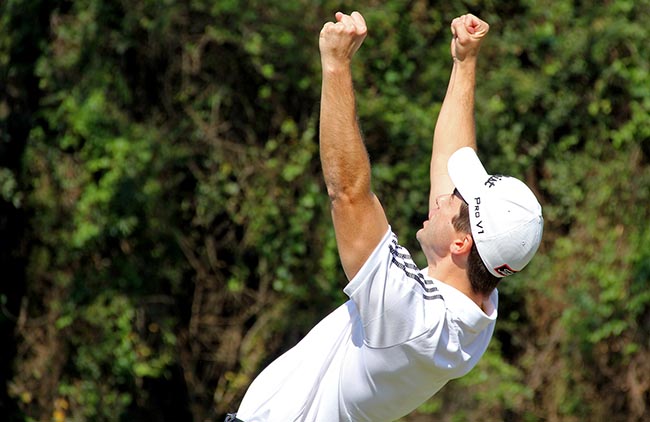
[{"x1": 229, "y1": 11, "x2": 543, "y2": 422}]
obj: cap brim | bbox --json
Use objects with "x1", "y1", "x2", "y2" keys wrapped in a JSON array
[{"x1": 448, "y1": 147, "x2": 489, "y2": 200}]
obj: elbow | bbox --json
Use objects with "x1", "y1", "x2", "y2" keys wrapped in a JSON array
[
  {"x1": 326, "y1": 182, "x2": 372, "y2": 208},
  {"x1": 326, "y1": 183, "x2": 348, "y2": 204},
  {"x1": 323, "y1": 165, "x2": 373, "y2": 205}
]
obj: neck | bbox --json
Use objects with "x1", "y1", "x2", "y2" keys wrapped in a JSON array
[{"x1": 426, "y1": 264, "x2": 486, "y2": 309}]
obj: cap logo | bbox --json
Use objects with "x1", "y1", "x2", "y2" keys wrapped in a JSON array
[
  {"x1": 484, "y1": 174, "x2": 505, "y2": 188},
  {"x1": 494, "y1": 264, "x2": 518, "y2": 277},
  {"x1": 473, "y1": 197, "x2": 485, "y2": 234}
]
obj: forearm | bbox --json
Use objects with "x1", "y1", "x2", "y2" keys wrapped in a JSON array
[
  {"x1": 319, "y1": 64, "x2": 371, "y2": 202},
  {"x1": 429, "y1": 58, "x2": 477, "y2": 206}
]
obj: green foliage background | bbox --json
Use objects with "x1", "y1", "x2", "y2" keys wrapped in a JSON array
[{"x1": 1, "y1": 0, "x2": 649, "y2": 421}]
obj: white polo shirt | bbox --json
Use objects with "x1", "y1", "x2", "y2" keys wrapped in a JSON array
[{"x1": 236, "y1": 228, "x2": 498, "y2": 422}]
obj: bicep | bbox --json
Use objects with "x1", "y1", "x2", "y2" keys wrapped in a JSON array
[{"x1": 331, "y1": 192, "x2": 389, "y2": 280}]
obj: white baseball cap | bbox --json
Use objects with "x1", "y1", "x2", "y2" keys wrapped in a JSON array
[{"x1": 448, "y1": 147, "x2": 544, "y2": 278}]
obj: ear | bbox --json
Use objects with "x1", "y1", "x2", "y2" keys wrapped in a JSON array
[{"x1": 450, "y1": 232, "x2": 473, "y2": 257}]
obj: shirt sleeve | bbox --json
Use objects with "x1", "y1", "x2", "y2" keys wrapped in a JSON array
[{"x1": 343, "y1": 228, "x2": 446, "y2": 348}]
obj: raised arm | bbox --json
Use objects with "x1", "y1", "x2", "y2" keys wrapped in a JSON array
[
  {"x1": 429, "y1": 14, "x2": 489, "y2": 210},
  {"x1": 319, "y1": 11, "x2": 389, "y2": 280}
]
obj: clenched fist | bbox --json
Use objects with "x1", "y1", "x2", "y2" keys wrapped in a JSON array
[
  {"x1": 450, "y1": 14, "x2": 489, "y2": 62},
  {"x1": 319, "y1": 11, "x2": 367, "y2": 69}
]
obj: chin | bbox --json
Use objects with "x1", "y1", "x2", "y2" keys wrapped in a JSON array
[{"x1": 415, "y1": 228, "x2": 425, "y2": 244}]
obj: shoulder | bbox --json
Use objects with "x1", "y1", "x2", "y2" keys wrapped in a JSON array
[{"x1": 344, "y1": 230, "x2": 431, "y2": 298}]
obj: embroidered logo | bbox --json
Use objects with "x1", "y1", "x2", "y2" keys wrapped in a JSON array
[
  {"x1": 494, "y1": 264, "x2": 518, "y2": 277},
  {"x1": 473, "y1": 197, "x2": 484, "y2": 234},
  {"x1": 484, "y1": 174, "x2": 505, "y2": 188}
]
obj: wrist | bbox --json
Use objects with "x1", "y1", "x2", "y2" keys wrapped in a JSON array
[
  {"x1": 321, "y1": 56, "x2": 352, "y2": 73},
  {"x1": 322, "y1": 65, "x2": 353, "y2": 79},
  {"x1": 322, "y1": 63, "x2": 352, "y2": 75},
  {"x1": 453, "y1": 56, "x2": 478, "y2": 71}
]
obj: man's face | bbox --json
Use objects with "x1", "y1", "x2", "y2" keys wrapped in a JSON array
[{"x1": 417, "y1": 191, "x2": 465, "y2": 260}]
